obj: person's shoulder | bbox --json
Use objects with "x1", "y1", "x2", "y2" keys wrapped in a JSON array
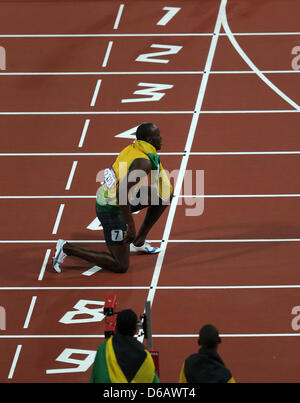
[
  {"x1": 129, "y1": 157, "x2": 152, "y2": 172},
  {"x1": 184, "y1": 351, "x2": 199, "y2": 363}
]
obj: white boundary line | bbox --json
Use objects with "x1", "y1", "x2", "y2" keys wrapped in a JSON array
[
  {"x1": 0, "y1": 238, "x2": 299, "y2": 244},
  {"x1": 0, "y1": 286, "x2": 149, "y2": 290},
  {"x1": 102, "y1": 41, "x2": 113, "y2": 67},
  {"x1": 155, "y1": 333, "x2": 300, "y2": 338},
  {"x1": 0, "y1": 111, "x2": 194, "y2": 115},
  {"x1": 0, "y1": 152, "x2": 184, "y2": 157},
  {"x1": 0, "y1": 195, "x2": 95, "y2": 199},
  {"x1": 82, "y1": 265, "x2": 102, "y2": 276},
  {"x1": 1, "y1": 150, "x2": 300, "y2": 157},
  {"x1": 228, "y1": 32, "x2": 300, "y2": 36},
  {"x1": 90, "y1": 79, "x2": 102, "y2": 107},
  {"x1": 138, "y1": 0, "x2": 225, "y2": 343},
  {"x1": 113, "y1": 4, "x2": 125, "y2": 30},
  {"x1": 1, "y1": 193, "x2": 300, "y2": 199},
  {"x1": 170, "y1": 239, "x2": 300, "y2": 243},
  {"x1": 180, "y1": 194, "x2": 300, "y2": 198},
  {"x1": 78, "y1": 119, "x2": 90, "y2": 148},
  {"x1": 23, "y1": 296, "x2": 37, "y2": 329},
  {"x1": 0, "y1": 110, "x2": 298, "y2": 115},
  {"x1": 1, "y1": 285, "x2": 300, "y2": 291},
  {"x1": 0, "y1": 32, "x2": 299, "y2": 38},
  {"x1": 202, "y1": 110, "x2": 300, "y2": 113},
  {"x1": 65, "y1": 161, "x2": 78, "y2": 190},
  {"x1": 221, "y1": 0, "x2": 300, "y2": 110},
  {"x1": 0, "y1": 70, "x2": 299, "y2": 76},
  {"x1": 38, "y1": 249, "x2": 51, "y2": 281},
  {"x1": 51, "y1": 204, "x2": 65, "y2": 234},
  {"x1": 0, "y1": 33, "x2": 212, "y2": 38},
  {"x1": 1, "y1": 333, "x2": 300, "y2": 339},
  {"x1": 8, "y1": 345, "x2": 22, "y2": 379},
  {"x1": 190, "y1": 151, "x2": 300, "y2": 155}
]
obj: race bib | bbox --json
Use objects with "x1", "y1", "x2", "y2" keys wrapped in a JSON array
[
  {"x1": 111, "y1": 229, "x2": 124, "y2": 242},
  {"x1": 104, "y1": 167, "x2": 117, "y2": 190}
]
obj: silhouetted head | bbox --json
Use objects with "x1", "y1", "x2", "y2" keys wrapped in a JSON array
[
  {"x1": 116, "y1": 309, "x2": 138, "y2": 336},
  {"x1": 198, "y1": 324, "x2": 221, "y2": 349},
  {"x1": 136, "y1": 123, "x2": 162, "y2": 150}
]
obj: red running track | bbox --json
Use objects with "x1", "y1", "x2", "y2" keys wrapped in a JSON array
[{"x1": 0, "y1": 0, "x2": 300, "y2": 383}]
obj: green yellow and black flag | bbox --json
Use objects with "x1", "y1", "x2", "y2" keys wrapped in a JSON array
[{"x1": 90, "y1": 333, "x2": 160, "y2": 383}]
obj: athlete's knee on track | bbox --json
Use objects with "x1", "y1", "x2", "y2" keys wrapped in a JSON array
[
  {"x1": 115, "y1": 262, "x2": 129, "y2": 273},
  {"x1": 113, "y1": 258, "x2": 129, "y2": 273}
]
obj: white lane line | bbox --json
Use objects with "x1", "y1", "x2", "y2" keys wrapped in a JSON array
[
  {"x1": 0, "y1": 238, "x2": 299, "y2": 244},
  {"x1": 23, "y1": 296, "x2": 37, "y2": 329},
  {"x1": 65, "y1": 161, "x2": 78, "y2": 190},
  {"x1": 221, "y1": 0, "x2": 300, "y2": 110},
  {"x1": 191, "y1": 151, "x2": 300, "y2": 155},
  {"x1": 113, "y1": 4, "x2": 125, "y2": 29},
  {"x1": 0, "y1": 196, "x2": 95, "y2": 199},
  {"x1": 1, "y1": 333, "x2": 300, "y2": 339},
  {"x1": 170, "y1": 239, "x2": 300, "y2": 243},
  {"x1": 2, "y1": 193, "x2": 300, "y2": 200},
  {"x1": 38, "y1": 249, "x2": 51, "y2": 281},
  {"x1": 0, "y1": 33, "x2": 210, "y2": 38},
  {"x1": 8, "y1": 345, "x2": 22, "y2": 379},
  {"x1": 1, "y1": 70, "x2": 300, "y2": 76},
  {"x1": 153, "y1": 333, "x2": 300, "y2": 338},
  {"x1": 0, "y1": 286, "x2": 149, "y2": 290},
  {"x1": 51, "y1": 204, "x2": 65, "y2": 234},
  {"x1": 78, "y1": 119, "x2": 90, "y2": 148},
  {"x1": 82, "y1": 266, "x2": 102, "y2": 276},
  {"x1": 180, "y1": 194, "x2": 300, "y2": 198},
  {"x1": 202, "y1": 110, "x2": 300, "y2": 114},
  {"x1": 157, "y1": 285, "x2": 300, "y2": 290},
  {"x1": 0, "y1": 284, "x2": 300, "y2": 291},
  {"x1": 226, "y1": 32, "x2": 300, "y2": 36},
  {"x1": 212, "y1": 70, "x2": 300, "y2": 74},
  {"x1": 138, "y1": 0, "x2": 225, "y2": 345},
  {"x1": 102, "y1": 41, "x2": 113, "y2": 67},
  {"x1": 1, "y1": 150, "x2": 300, "y2": 157},
  {"x1": 0, "y1": 32, "x2": 299, "y2": 38},
  {"x1": 90, "y1": 79, "x2": 102, "y2": 107},
  {"x1": 0, "y1": 110, "x2": 298, "y2": 115},
  {"x1": 0, "y1": 152, "x2": 183, "y2": 157}
]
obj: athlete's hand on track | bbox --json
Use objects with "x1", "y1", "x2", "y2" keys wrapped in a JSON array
[{"x1": 124, "y1": 223, "x2": 136, "y2": 244}]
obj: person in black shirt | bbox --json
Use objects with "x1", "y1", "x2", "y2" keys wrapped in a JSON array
[{"x1": 179, "y1": 324, "x2": 235, "y2": 383}]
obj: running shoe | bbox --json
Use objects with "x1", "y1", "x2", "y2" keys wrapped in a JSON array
[
  {"x1": 52, "y1": 239, "x2": 67, "y2": 273},
  {"x1": 130, "y1": 241, "x2": 160, "y2": 254}
]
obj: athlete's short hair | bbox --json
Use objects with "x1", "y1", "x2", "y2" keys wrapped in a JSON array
[
  {"x1": 198, "y1": 324, "x2": 221, "y2": 348},
  {"x1": 116, "y1": 309, "x2": 138, "y2": 336},
  {"x1": 136, "y1": 123, "x2": 157, "y2": 142}
]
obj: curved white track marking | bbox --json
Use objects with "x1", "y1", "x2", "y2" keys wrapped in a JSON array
[{"x1": 221, "y1": 0, "x2": 300, "y2": 111}]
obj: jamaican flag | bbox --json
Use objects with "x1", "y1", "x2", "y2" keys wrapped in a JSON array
[
  {"x1": 90, "y1": 334, "x2": 160, "y2": 383},
  {"x1": 179, "y1": 347, "x2": 235, "y2": 383}
]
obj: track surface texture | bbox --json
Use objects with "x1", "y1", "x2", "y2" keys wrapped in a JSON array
[{"x1": 0, "y1": 0, "x2": 300, "y2": 383}]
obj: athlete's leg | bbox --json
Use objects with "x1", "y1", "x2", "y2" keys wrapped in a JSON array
[
  {"x1": 62, "y1": 242, "x2": 129, "y2": 273},
  {"x1": 131, "y1": 186, "x2": 172, "y2": 247},
  {"x1": 61, "y1": 207, "x2": 130, "y2": 273}
]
